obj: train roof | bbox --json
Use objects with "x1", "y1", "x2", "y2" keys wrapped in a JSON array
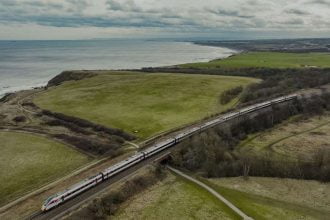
[
  {"x1": 55, "y1": 174, "x2": 102, "y2": 197},
  {"x1": 103, "y1": 152, "x2": 144, "y2": 173}
]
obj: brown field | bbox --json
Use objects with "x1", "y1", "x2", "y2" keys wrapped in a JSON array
[
  {"x1": 210, "y1": 177, "x2": 330, "y2": 213},
  {"x1": 239, "y1": 114, "x2": 330, "y2": 160}
]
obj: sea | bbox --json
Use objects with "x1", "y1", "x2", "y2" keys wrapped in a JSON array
[{"x1": 0, "y1": 39, "x2": 235, "y2": 97}]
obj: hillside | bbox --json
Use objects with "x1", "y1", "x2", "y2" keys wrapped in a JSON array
[
  {"x1": 34, "y1": 71, "x2": 258, "y2": 139},
  {"x1": 0, "y1": 131, "x2": 90, "y2": 205}
]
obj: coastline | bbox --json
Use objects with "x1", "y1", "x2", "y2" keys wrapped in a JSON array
[
  {"x1": 0, "y1": 41, "x2": 236, "y2": 98},
  {"x1": 0, "y1": 82, "x2": 47, "y2": 99},
  {"x1": 192, "y1": 38, "x2": 330, "y2": 53},
  {"x1": 192, "y1": 40, "x2": 243, "y2": 53}
]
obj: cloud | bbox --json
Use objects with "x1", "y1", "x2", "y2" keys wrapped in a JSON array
[
  {"x1": 206, "y1": 8, "x2": 255, "y2": 19},
  {"x1": 285, "y1": 9, "x2": 310, "y2": 15},
  {"x1": 107, "y1": 0, "x2": 141, "y2": 12},
  {"x1": 280, "y1": 18, "x2": 305, "y2": 25},
  {"x1": 307, "y1": 0, "x2": 330, "y2": 6},
  {"x1": 0, "y1": 0, "x2": 329, "y2": 39}
]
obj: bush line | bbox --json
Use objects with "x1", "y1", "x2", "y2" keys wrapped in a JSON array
[{"x1": 171, "y1": 92, "x2": 330, "y2": 182}]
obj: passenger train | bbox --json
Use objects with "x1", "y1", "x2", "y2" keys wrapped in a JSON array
[{"x1": 41, "y1": 94, "x2": 297, "y2": 211}]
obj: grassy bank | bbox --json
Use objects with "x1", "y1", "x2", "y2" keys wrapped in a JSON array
[
  {"x1": 35, "y1": 71, "x2": 258, "y2": 139},
  {"x1": 114, "y1": 172, "x2": 241, "y2": 220},
  {"x1": 111, "y1": 171, "x2": 330, "y2": 219},
  {"x1": 0, "y1": 131, "x2": 90, "y2": 205},
  {"x1": 206, "y1": 177, "x2": 330, "y2": 220},
  {"x1": 180, "y1": 52, "x2": 330, "y2": 69}
]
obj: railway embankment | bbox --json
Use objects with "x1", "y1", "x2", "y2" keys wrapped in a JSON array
[
  {"x1": 1, "y1": 73, "x2": 329, "y2": 219},
  {"x1": 28, "y1": 94, "x2": 300, "y2": 219}
]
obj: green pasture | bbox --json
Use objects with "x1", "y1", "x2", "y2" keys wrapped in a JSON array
[
  {"x1": 0, "y1": 131, "x2": 90, "y2": 205},
  {"x1": 35, "y1": 71, "x2": 258, "y2": 139},
  {"x1": 180, "y1": 52, "x2": 330, "y2": 69}
]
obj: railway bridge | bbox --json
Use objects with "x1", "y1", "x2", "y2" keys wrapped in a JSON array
[{"x1": 29, "y1": 94, "x2": 298, "y2": 220}]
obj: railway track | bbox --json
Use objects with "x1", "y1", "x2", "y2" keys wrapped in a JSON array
[
  {"x1": 27, "y1": 211, "x2": 43, "y2": 220},
  {"x1": 26, "y1": 94, "x2": 297, "y2": 219},
  {"x1": 27, "y1": 150, "x2": 172, "y2": 220}
]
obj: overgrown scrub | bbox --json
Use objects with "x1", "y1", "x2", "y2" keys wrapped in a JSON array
[
  {"x1": 240, "y1": 69, "x2": 330, "y2": 103},
  {"x1": 47, "y1": 70, "x2": 97, "y2": 87},
  {"x1": 171, "y1": 92, "x2": 330, "y2": 182},
  {"x1": 244, "y1": 148, "x2": 330, "y2": 182},
  {"x1": 73, "y1": 166, "x2": 166, "y2": 219},
  {"x1": 220, "y1": 86, "x2": 243, "y2": 104},
  {"x1": 45, "y1": 119, "x2": 92, "y2": 135},
  {"x1": 12, "y1": 115, "x2": 26, "y2": 123},
  {"x1": 0, "y1": 93, "x2": 13, "y2": 103},
  {"x1": 41, "y1": 109, "x2": 134, "y2": 155},
  {"x1": 42, "y1": 110, "x2": 135, "y2": 141},
  {"x1": 52, "y1": 134, "x2": 121, "y2": 156}
]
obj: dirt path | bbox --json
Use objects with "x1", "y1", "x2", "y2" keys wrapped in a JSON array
[
  {"x1": 167, "y1": 166, "x2": 254, "y2": 220},
  {"x1": 126, "y1": 141, "x2": 140, "y2": 149}
]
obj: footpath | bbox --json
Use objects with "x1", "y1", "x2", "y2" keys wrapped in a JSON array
[{"x1": 167, "y1": 166, "x2": 254, "y2": 220}]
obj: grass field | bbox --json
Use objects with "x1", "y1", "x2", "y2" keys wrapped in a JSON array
[
  {"x1": 0, "y1": 131, "x2": 90, "y2": 205},
  {"x1": 207, "y1": 177, "x2": 330, "y2": 220},
  {"x1": 35, "y1": 71, "x2": 258, "y2": 139},
  {"x1": 114, "y1": 171, "x2": 330, "y2": 220},
  {"x1": 115, "y1": 173, "x2": 241, "y2": 220},
  {"x1": 180, "y1": 52, "x2": 330, "y2": 69},
  {"x1": 238, "y1": 114, "x2": 330, "y2": 161}
]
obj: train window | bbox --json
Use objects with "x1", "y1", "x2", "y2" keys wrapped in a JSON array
[{"x1": 45, "y1": 198, "x2": 53, "y2": 204}]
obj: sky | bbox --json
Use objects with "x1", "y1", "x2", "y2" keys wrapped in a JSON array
[{"x1": 0, "y1": 0, "x2": 329, "y2": 40}]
